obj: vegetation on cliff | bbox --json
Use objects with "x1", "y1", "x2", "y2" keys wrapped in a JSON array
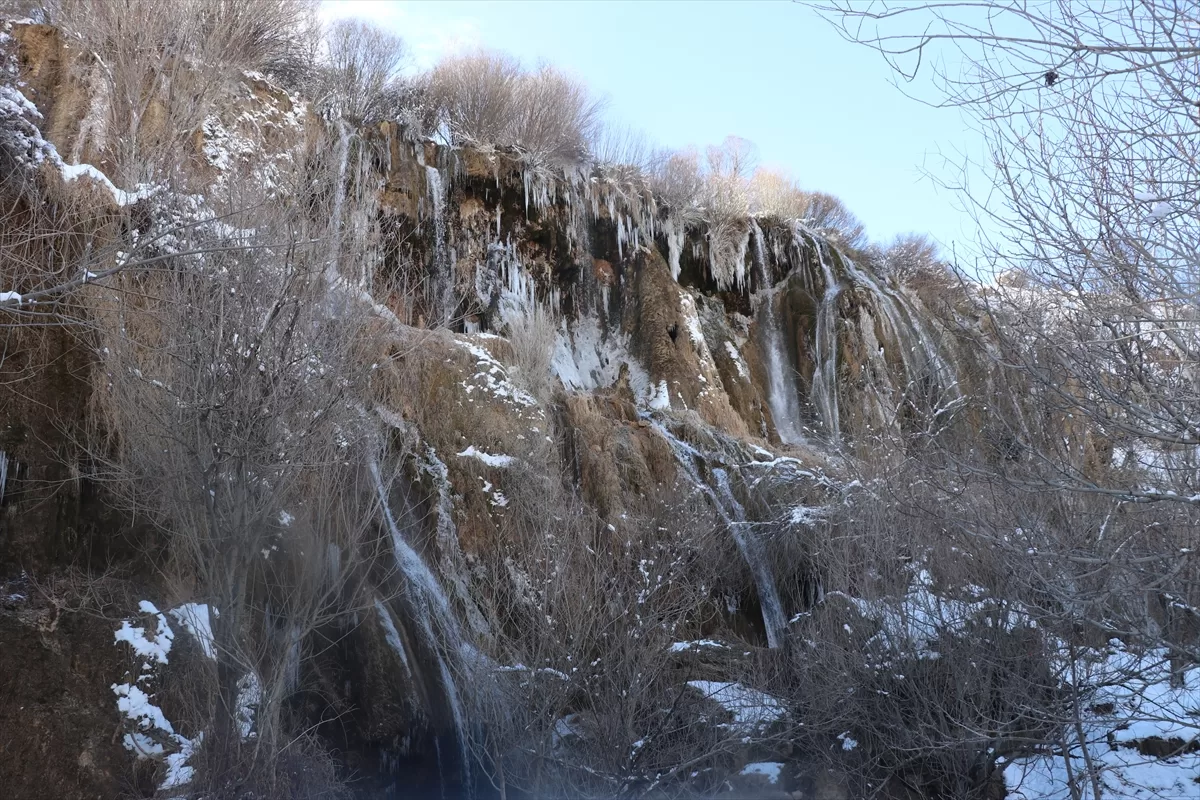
[{"x1": 0, "y1": 2, "x2": 1196, "y2": 799}]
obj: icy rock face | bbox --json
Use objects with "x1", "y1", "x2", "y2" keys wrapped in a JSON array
[{"x1": 367, "y1": 122, "x2": 964, "y2": 452}]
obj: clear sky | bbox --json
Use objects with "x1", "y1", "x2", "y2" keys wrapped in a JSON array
[{"x1": 320, "y1": 0, "x2": 984, "y2": 256}]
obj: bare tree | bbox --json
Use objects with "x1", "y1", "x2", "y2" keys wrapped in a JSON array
[
  {"x1": 818, "y1": 5, "x2": 1200, "y2": 790},
  {"x1": 427, "y1": 50, "x2": 603, "y2": 169},
  {"x1": 822, "y1": 0, "x2": 1200, "y2": 506},
  {"x1": 315, "y1": 18, "x2": 407, "y2": 124}
]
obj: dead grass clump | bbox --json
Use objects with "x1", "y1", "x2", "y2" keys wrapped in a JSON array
[{"x1": 504, "y1": 305, "x2": 557, "y2": 402}]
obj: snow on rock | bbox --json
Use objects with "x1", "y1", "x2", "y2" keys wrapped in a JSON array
[
  {"x1": 113, "y1": 682, "x2": 175, "y2": 738},
  {"x1": 161, "y1": 733, "x2": 202, "y2": 790},
  {"x1": 167, "y1": 603, "x2": 217, "y2": 660},
  {"x1": 724, "y1": 340, "x2": 749, "y2": 379},
  {"x1": 114, "y1": 600, "x2": 174, "y2": 666},
  {"x1": 649, "y1": 380, "x2": 671, "y2": 410},
  {"x1": 112, "y1": 600, "x2": 202, "y2": 792},
  {"x1": 668, "y1": 639, "x2": 730, "y2": 653},
  {"x1": 59, "y1": 162, "x2": 155, "y2": 206},
  {"x1": 686, "y1": 680, "x2": 786, "y2": 734},
  {"x1": 456, "y1": 337, "x2": 540, "y2": 410},
  {"x1": 457, "y1": 445, "x2": 515, "y2": 468},
  {"x1": 236, "y1": 670, "x2": 262, "y2": 740},
  {"x1": 740, "y1": 762, "x2": 783, "y2": 783},
  {"x1": 0, "y1": 290, "x2": 21, "y2": 304}
]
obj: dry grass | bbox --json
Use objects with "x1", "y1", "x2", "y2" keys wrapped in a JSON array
[{"x1": 504, "y1": 305, "x2": 557, "y2": 402}]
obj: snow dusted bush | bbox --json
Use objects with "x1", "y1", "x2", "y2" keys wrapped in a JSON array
[{"x1": 39, "y1": 0, "x2": 318, "y2": 183}]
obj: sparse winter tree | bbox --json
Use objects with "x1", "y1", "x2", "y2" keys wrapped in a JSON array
[
  {"x1": 428, "y1": 50, "x2": 603, "y2": 168},
  {"x1": 316, "y1": 18, "x2": 407, "y2": 124},
  {"x1": 824, "y1": 0, "x2": 1200, "y2": 506},
  {"x1": 821, "y1": 3, "x2": 1200, "y2": 795}
]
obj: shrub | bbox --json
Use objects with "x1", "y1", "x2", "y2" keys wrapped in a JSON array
[
  {"x1": 505, "y1": 304, "x2": 558, "y2": 402},
  {"x1": 41, "y1": 0, "x2": 319, "y2": 182},
  {"x1": 802, "y1": 190, "x2": 866, "y2": 249},
  {"x1": 314, "y1": 18, "x2": 406, "y2": 124},
  {"x1": 428, "y1": 50, "x2": 603, "y2": 168}
]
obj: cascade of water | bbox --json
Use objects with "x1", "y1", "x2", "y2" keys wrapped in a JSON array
[
  {"x1": 752, "y1": 221, "x2": 805, "y2": 445},
  {"x1": 840, "y1": 256, "x2": 960, "y2": 411},
  {"x1": 327, "y1": 120, "x2": 352, "y2": 281},
  {"x1": 810, "y1": 234, "x2": 842, "y2": 443},
  {"x1": 650, "y1": 420, "x2": 786, "y2": 648},
  {"x1": 426, "y1": 165, "x2": 453, "y2": 327},
  {"x1": 367, "y1": 458, "x2": 471, "y2": 789}
]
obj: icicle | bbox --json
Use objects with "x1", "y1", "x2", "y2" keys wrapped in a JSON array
[
  {"x1": 664, "y1": 217, "x2": 684, "y2": 282},
  {"x1": 326, "y1": 121, "x2": 352, "y2": 281},
  {"x1": 0, "y1": 450, "x2": 7, "y2": 504}
]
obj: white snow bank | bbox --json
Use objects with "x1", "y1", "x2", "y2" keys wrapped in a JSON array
[
  {"x1": 740, "y1": 762, "x2": 783, "y2": 783},
  {"x1": 1004, "y1": 646, "x2": 1200, "y2": 800},
  {"x1": 686, "y1": 680, "x2": 786, "y2": 733},
  {"x1": 457, "y1": 445, "x2": 515, "y2": 468}
]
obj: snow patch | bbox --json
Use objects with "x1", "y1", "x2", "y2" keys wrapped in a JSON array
[
  {"x1": 457, "y1": 445, "x2": 515, "y2": 468},
  {"x1": 114, "y1": 601, "x2": 174, "y2": 665},
  {"x1": 649, "y1": 380, "x2": 671, "y2": 410},
  {"x1": 167, "y1": 603, "x2": 216, "y2": 661},
  {"x1": 686, "y1": 680, "x2": 786, "y2": 733},
  {"x1": 740, "y1": 762, "x2": 783, "y2": 783}
]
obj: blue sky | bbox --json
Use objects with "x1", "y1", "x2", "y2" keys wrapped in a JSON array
[{"x1": 321, "y1": 0, "x2": 984, "y2": 256}]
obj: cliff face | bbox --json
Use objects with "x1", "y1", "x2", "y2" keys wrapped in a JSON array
[{"x1": 0, "y1": 22, "x2": 995, "y2": 800}]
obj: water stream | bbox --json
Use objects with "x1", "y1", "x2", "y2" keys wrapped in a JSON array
[
  {"x1": 367, "y1": 457, "x2": 471, "y2": 790},
  {"x1": 650, "y1": 420, "x2": 787, "y2": 648},
  {"x1": 810, "y1": 234, "x2": 842, "y2": 443},
  {"x1": 752, "y1": 221, "x2": 805, "y2": 445},
  {"x1": 426, "y1": 165, "x2": 453, "y2": 326}
]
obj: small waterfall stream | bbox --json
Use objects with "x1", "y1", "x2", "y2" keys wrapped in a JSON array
[
  {"x1": 840, "y1": 256, "x2": 958, "y2": 409},
  {"x1": 327, "y1": 120, "x2": 352, "y2": 281},
  {"x1": 650, "y1": 419, "x2": 787, "y2": 648},
  {"x1": 367, "y1": 457, "x2": 472, "y2": 790},
  {"x1": 752, "y1": 221, "x2": 805, "y2": 445},
  {"x1": 426, "y1": 165, "x2": 454, "y2": 326},
  {"x1": 810, "y1": 234, "x2": 843, "y2": 443}
]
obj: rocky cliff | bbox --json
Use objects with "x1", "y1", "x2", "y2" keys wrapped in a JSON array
[{"x1": 3, "y1": 18, "x2": 1193, "y2": 800}]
